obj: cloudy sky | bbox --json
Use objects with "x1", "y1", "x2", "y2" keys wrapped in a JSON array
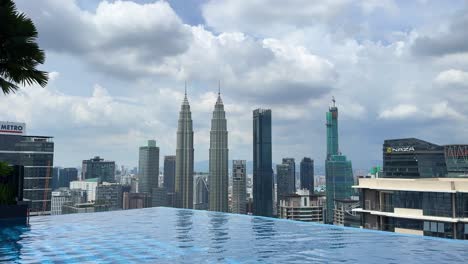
[{"x1": 4, "y1": 0, "x2": 468, "y2": 170}]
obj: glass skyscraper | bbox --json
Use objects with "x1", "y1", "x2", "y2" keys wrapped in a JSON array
[
  {"x1": 163, "y1": 155, "x2": 176, "y2": 193},
  {"x1": 138, "y1": 140, "x2": 160, "y2": 194},
  {"x1": 325, "y1": 98, "x2": 353, "y2": 223},
  {"x1": 300, "y1": 157, "x2": 314, "y2": 191},
  {"x1": 0, "y1": 134, "x2": 54, "y2": 216},
  {"x1": 253, "y1": 109, "x2": 273, "y2": 217},
  {"x1": 82, "y1": 156, "x2": 115, "y2": 183}
]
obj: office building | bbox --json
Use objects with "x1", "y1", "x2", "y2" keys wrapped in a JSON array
[
  {"x1": 138, "y1": 140, "x2": 159, "y2": 194},
  {"x1": 209, "y1": 90, "x2": 229, "y2": 212},
  {"x1": 175, "y1": 90, "x2": 194, "y2": 209},
  {"x1": 232, "y1": 160, "x2": 247, "y2": 214},
  {"x1": 163, "y1": 155, "x2": 176, "y2": 193},
  {"x1": 194, "y1": 174, "x2": 209, "y2": 210},
  {"x1": 276, "y1": 164, "x2": 290, "y2": 201},
  {"x1": 152, "y1": 187, "x2": 168, "y2": 207},
  {"x1": 300, "y1": 157, "x2": 314, "y2": 191},
  {"x1": 70, "y1": 178, "x2": 98, "y2": 202},
  {"x1": 82, "y1": 156, "x2": 115, "y2": 183},
  {"x1": 53, "y1": 168, "x2": 78, "y2": 189},
  {"x1": 282, "y1": 158, "x2": 296, "y2": 193},
  {"x1": 354, "y1": 177, "x2": 468, "y2": 239},
  {"x1": 444, "y1": 145, "x2": 468, "y2": 177},
  {"x1": 52, "y1": 167, "x2": 60, "y2": 190},
  {"x1": 95, "y1": 183, "x2": 123, "y2": 210},
  {"x1": 123, "y1": 192, "x2": 150, "y2": 210},
  {"x1": 278, "y1": 189, "x2": 325, "y2": 222},
  {"x1": 253, "y1": 109, "x2": 273, "y2": 217},
  {"x1": 0, "y1": 121, "x2": 54, "y2": 216},
  {"x1": 325, "y1": 98, "x2": 354, "y2": 223},
  {"x1": 51, "y1": 188, "x2": 72, "y2": 215},
  {"x1": 383, "y1": 138, "x2": 447, "y2": 178}
]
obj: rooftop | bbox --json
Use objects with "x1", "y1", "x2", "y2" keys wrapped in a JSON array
[
  {"x1": 355, "y1": 177, "x2": 468, "y2": 193},
  {"x1": 1, "y1": 207, "x2": 467, "y2": 263}
]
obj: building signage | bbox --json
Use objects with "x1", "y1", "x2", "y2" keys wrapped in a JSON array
[
  {"x1": 0, "y1": 121, "x2": 26, "y2": 135},
  {"x1": 387, "y1": 146, "x2": 415, "y2": 153}
]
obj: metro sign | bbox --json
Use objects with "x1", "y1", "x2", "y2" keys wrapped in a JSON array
[{"x1": 0, "y1": 121, "x2": 26, "y2": 135}]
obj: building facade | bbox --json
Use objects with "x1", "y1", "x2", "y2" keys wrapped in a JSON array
[
  {"x1": 95, "y1": 183, "x2": 123, "y2": 210},
  {"x1": 325, "y1": 99, "x2": 354, "y2": 223},
  {"x1": 53, "y1": 168, "x2": 78, "y2": 190},
  {"x1": 383, "y1": 138, "x2": 447, "y2": 178},
  {"x1": 444, "y1": 145, "x2": 468, "y2": 177},
  {"x1": 282, "y1": 158, "x2": 296, "y2": 194},
  {"x1": 253, "y1": 109, "x2": 273, "y2": 217},
  {"x1": 175, "y1": 91, "x2": 194, "y2": 209},
  {"x1": 194, "y1": 174, "x2": 209, "y2": 210},
  {"x1": 0, "y1": 122, "x2": 54, "y2": 216},
  {"x1": 232, "y1": 160, "x2": 247, "y2": 214},
  {"x1": 138, "y1": 140, "x2": 159, "y2": 194},
  {"x1": 123, "y1": 192, "x2": 150, "y2": 210},
  {"x1": 70, "y1": 179, "x2": 98, "y2": 202},
  {"x1": 354, "y1": 177, "x2": 468, "y2": 239},
  {"x1": 163, "y1": 155, "x2": 176, "y2": 193},
  {"x1": 300, "y1": 157, "x2": 314, "y2": 191},
  {"x1": 276, "y1": 164, "x2": 291, "y2": 202},
  {"x1": 278, "y1": 189, "x2": 324, "y2": 222},
  {"x1": 333, "y1": 198, "x2": 360, "y2": 227},
  {"x1": 82, "y1": 156, "x2": 115, "y2": 183},
  {"x1": 209, "y1": 91, "x2": 229, "y2": 212},
  {"x1": 51, "y1": 188, "x2": 72, "y2": 215}
]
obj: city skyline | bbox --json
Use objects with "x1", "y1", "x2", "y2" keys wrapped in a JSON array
[{"x1": 3, "y1": 0, "x2": 467, "y2": 170}]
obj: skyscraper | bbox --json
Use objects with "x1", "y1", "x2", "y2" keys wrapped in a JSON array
[
  {"x1": 300, "y1": 157, "x2": 314, "y2": 191},
  {"x1": 194, "y1": 174, "x2": 209, "y2": 210},
  {"x1": 138, "y1": 140, "x2": 160, "y2": 194},
  {"x1": 175, "y1": 89, "x2": 194, "y2": 209},
  {"x1": 232, "y1": 160, "x2": 247, "y2": 214},
  {"x1": 163, "y1": 155, "x2": 176, "y2": 193},
  {"x1": 82, "y1": 156, "x2": 115, "y2": 183},
  {"x1": 325, "y1": 98, "x2": 354, "y2": 224},
  {"x1": 282, "y1": 158, "x2": 296, "y2": 194},
  {"x1": 253, "y1": 109, "x2": 273, "y2": 217},
  {"x1": 276, "y1": 164, "x2": 290, "y2": 201},
  {"x1": 209, "y1": 90, "x2": 229, "y2": 212},
  {"x1": 0, "y1": 122, "x2": 54, "y2": 216}
]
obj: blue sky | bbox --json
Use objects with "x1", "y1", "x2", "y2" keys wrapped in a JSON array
[{"x1": 3, "y1": 0, "x2": 468, "y2": 170}]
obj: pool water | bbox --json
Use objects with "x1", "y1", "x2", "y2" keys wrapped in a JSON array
[{"x1": 1, "y1": 207, "x2": 467, "y2": 263}]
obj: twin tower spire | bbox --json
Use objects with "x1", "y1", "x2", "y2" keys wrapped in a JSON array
[{"x1": 175, "y1": 82, "x2": 229, "y2": 212}]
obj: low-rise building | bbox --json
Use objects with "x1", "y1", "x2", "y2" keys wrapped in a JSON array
[
  {"x1": 95, "y1": 182, "x2": 123, "y2": 210},
  {"x1": 279, "y1": 189, "x2": 324, "y2": 222},
  {"x1": 333, "y1": 198, "x2": 360, "y2": 227}
]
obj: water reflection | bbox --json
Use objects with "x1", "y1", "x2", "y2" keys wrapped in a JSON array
[
  {"x1": 252, "y1": 217, "x2": 277, "y2": 261},
  {"x1": 208, "y1": 212, "x2": 229, "y2": 258},
  {"x1": 175, "y1": 209, "x2": 194, "y2": 249},
  {"x1": 0, "y1": 225, "x2": 28, "y2": 262}
]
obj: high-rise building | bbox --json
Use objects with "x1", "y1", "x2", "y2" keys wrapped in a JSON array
[
  {"x1": 383, "y1": 138, "x2": 447, "y2": 178},
  {"x1": 279, "y1": 189, "x2": 325, "y2": 222},
  {"x1": 175, "y1": 90, "x2": 194, "y2": 209},
  {"x1": 276, "y1": 164, "x2": 290, "y2": 201},
  {"x1": 152, "y1": 187, "x2": 168, "y2": 207},
  {"x1": 51, "y1": 188, "x2": 72, "y2": 215},
  {"x1": 325, "y1": 98, "x2": 354, "y2": 223},
  {"x1": 138, "y1": 140, "x2": 160, "y2": 195},
  {"x1": 232, "y1": 160, "x2": 247, "y2": 214},
  {"x1": 0, "y1": 122, "x2": 54, "y2": 216},
  {"x1": 82, "y1": 156, "x2": 115, "y2": 183},
  {"x1": 123, "y1": 192, "x2": 150, "y2": 210},
  {"x1": 194, "y1": 174, "x2": 209, "y2": 210},
  {"x1": 209, "y1": 90, "x2": 229, "y2": 212},
  {"x1": 70, "y1": 178, "x2": 98, "y2": 202},
  {"x1": 53, "y1": 168, "x2": 78, "y2": 189},
  {"x1": 300, "y1": 157, "x2": 314, "y2": 191},
  {"x1": 253, "y1": 109, "x2": 273, "y2": 217},
  {"x1": 163, "y1": 155, "x2": 176, "y2": 193},
  {"x1": 95, "y1": 182, "x2": 123, "y2": 210},
  {"x1": 282, "y1": 158, "x2": 296, "y2": 194}
]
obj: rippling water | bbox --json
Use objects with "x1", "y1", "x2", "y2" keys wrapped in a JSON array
[{"x1": 1, "y1": 207, "x2": 468, "y2": 263}]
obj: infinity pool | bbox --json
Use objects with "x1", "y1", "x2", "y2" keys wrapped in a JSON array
[{"x1": 1, "y1": 207, "x2": 467, "y2": 263}]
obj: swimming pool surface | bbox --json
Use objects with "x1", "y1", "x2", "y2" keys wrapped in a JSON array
[{"x1": 1, "y1": 207, "x2": 467, "y2": 263}]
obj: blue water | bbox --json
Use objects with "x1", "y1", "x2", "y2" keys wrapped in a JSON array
[{"x1": 1, "y1": 207, "x2": 467, "y2": 263}]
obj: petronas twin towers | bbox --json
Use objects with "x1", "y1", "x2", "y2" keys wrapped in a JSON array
[{"x1": 175, "y1": 86, "x2": 228, "y2": 212}]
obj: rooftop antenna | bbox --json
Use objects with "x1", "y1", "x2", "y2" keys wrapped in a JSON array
[
  {"x1": 332, "y1": 96, "x2": 336, "y2": 107},
  {"x1": 218, "y1": 80, "x2": 221, "y2": 96},
  {"x1": 184, "y1": 81, "x2": 187, "y2": 97}
]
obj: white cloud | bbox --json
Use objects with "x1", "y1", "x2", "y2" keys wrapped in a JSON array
[
  {"x1": 434, "y1": 69, "x2": 468, "y2": 87},
  {"x1": 379, "y1": 104, "x2": 419, "y2": 119}
]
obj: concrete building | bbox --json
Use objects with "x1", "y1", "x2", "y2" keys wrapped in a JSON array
[
  {"x1": 209, "y1": 90, "x2": 229, "y2": 212},
  {"x1": 82, "y1": 156, "x2": 115, "y2": 183},
  {"x1": 51, "y1": 188, "x2": 72, "y2": 215},
  {"x1": 232, "y1": 160, "x2": 247, "y2": 214},
  {"x1": 123, "y1": 192, "x2": 150, "y2": 210},
  {"x1": 300, "y1": 157, "x2": 314, "y2": 191},
  {"x1": 152, "y1": 187, "x2": 168, "y2": 207},
  {"x1": 333, "y1": 198, "x2": 360, "y2": 227},
  {"x1": 70, "y1": 178, "x2": 98, "y2": 202},
  {"x1": 0, "y1": 122, "x2": 54, "y2": 216},
  {"x1": 194, "y1": 174, "x2": 209, "y2": 210},
  {"x1": 354, "y1": 177, "x2": 468, "y2": 239},
  {"x1": 138, "y1": 140, "x2": 159, "y2": 194},
  {"x1": 95, "y1": 182, "x2": 123, "y2": 210},
  {"x1": 253, "y1": 109, "x2": 273, "y2": 217},
  {"x1": 325, "y1": 98, "x2": 354, "y2": 223},
  {"x1": 175, "y1": 90, "x2": 194, "y2": 209},
  {"x1": 279, "y1": 189, "x2": 325, "y2": 222}
]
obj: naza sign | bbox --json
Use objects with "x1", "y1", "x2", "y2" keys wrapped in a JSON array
[{"x1": 387, "y1": 146, "x2": 415, "y2": 153}]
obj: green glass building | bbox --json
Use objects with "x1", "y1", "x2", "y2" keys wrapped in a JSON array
[{"x1": 325, "y1": 98, "x2": 354, "y2": 224}]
